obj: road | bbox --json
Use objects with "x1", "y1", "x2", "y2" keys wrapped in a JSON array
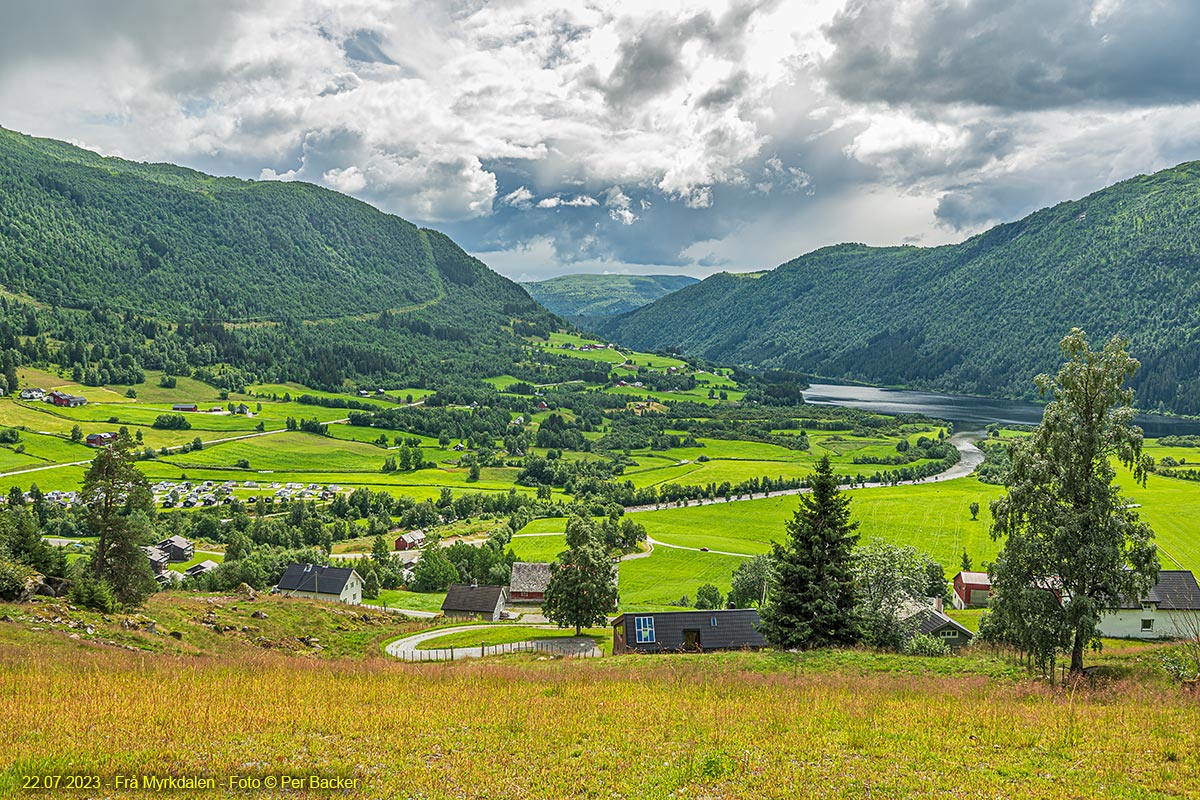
[
  {"x1": 384, "y1": 623, "x2": 600, "y2": 661},
  {"x1": 623, "y1": 432, "x2": 985, "y2": 514}
]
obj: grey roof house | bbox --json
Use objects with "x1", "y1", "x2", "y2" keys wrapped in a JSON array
[
  {"x1": 275, "y1": 564, "x2": 363, "y2": 605},
  {"x1": 612, "y1": 609, "x2": 767, "y2": 654},
  {"x1": 441, "y1": 583, "x2": 507, "y2": 621},
  {"x1": 1099, "y1": 570, "x2": 1200, "y2": 639},
  {"x1": 509, "y1": 562, "x2": 552, "y2": 602}
]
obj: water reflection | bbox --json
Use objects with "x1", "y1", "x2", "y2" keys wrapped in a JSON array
[{"x1": 801, "y1": 383, "x2": 1200, "y2": 438}]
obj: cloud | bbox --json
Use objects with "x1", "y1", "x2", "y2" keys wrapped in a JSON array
[
  {"x1": 822, "y1": 0, "x2": 1200, "y2": 110},
  {"x1": 4, "y1": 0, "x2": 1200, "y2": 280}
]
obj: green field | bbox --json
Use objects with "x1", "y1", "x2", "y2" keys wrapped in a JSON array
[{"x1": 413, "y1": 625, "x2": 608, "y2": 650}]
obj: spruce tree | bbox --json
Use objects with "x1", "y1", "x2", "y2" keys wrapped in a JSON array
[{"x1": 759, "y1": 455, "x2": 862, "y2": 650}]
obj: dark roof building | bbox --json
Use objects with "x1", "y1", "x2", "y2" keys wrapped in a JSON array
[
  {"x1": 441, "y1": 583, "x2": 507, "y2": 621},
  {"x1": 908, "y1": 607, "x2": 974, "y2": 650},
  {"x1": 156, "y1": 535, "x2": 195, "y2": 562},
  {"x1": 1100, "y1": 570, "x2": 1200, "y2": 639},
  {"x1": 509, "y1": 562, "x2": 552, "y2": 602},
  {"x1": 275, "y1": 564, "x2": 363, "y2": 605},
  {"x1": 612, "y1": 609, "x2": 767, "y2": 654}
]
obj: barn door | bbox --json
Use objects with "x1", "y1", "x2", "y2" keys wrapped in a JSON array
[{"x1": 683, "y1": 630, "x2": 701, "y2": 651}]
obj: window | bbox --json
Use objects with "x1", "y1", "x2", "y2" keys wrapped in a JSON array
[
  {"x1": 940, "y1": 630, "x2": 958, "y2": 638},
  {"x1": 1141, "y1": 618, "x2": 1154, "y2": 632},
  {"x1": 711, "y1": 617, "x2": 718, "y2": 627},
  {"x1": 634, "y1": 616, "x2": 656, "y2": 644}
]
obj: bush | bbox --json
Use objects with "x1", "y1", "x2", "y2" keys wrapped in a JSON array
[
  {"x1": 152, "y1": 413, "x2": 192, "y2": 430},
  {"x1": 70, "y1": 571, "x2": 117, "y2": 613},
  {"x1": 0, "y1": 427, "x2": 21, "y2": 444},
  {"x1": 694, "y1": 583, "x2": 724, "y2": 610},
  {"x1": 904, "y1": 633, "x2": 950, "y2": 657},
  {"x1": 0, "y1": 559, "x2": 35, "y2": 601}
]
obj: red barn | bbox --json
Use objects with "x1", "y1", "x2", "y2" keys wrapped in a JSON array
[
  {"x1": 394, "y1": 530, "x2": 426, "y2": 551},
  {"x1": 952, "y1": 571, "x2": 993, "y2": 609},
  {"x1": 509, "y1": 562, "x2": 551, "y2": 602}
]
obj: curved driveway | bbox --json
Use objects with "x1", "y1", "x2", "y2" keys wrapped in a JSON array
[{"x1": 385, "y1": 624, "x2": 601, "y2": 661}]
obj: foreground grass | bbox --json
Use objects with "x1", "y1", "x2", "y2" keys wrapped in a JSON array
[{"x1": 0, "y1": 634, "x2": 1197, "y2": 799}]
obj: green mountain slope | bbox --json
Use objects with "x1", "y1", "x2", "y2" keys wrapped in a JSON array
[
  {"x1": 0, "y1": 126, "x2": 529, "y2": 322},
  {"x1": 600, "y1": 163, "x2": 1200, "y2": 415},
  {"x1": 522, "y1": 274, "x2": 699, "y2": 318},
  {"x1": 0, "y1": 127, "x2": 560, "y2": 389}
]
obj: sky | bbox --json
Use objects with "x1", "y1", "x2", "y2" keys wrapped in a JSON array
[{"x1": 4, "y1": 0, "x2": 1200, "y2": 282}]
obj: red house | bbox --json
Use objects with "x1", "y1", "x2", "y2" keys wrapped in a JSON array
[
  {"x1": 952, "y1": 571, "x2": 993, "y2": 609},
  {"x1": 85, "y1": 432, "x2": 117, "y2": 447},
  {"x1": 509, "y1": 562, "x2": 551, "y2": 603},
  {"x1": 48, "y1": 390, "x2": 87, "y2": 408},
  {"x1": 394, "y1": 530, "x2": 426, "y2": 551}
]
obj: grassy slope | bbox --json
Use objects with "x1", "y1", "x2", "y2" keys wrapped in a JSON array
[
  {"x1": 1, "y1": 627, "x2": 1197, "y2": 799},
  {"x1": 523, "y1": 273, "x2": 700, "y2": 317}
]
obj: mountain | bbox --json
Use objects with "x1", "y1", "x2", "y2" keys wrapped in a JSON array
[
  {"x1": 600, "y1": 162, "x2": 1200, "y2": 415},
  {"x1": 0, "y1": 127, "x2": 560, "y2": 389},
  {"x1": 522, "y1": 274, "x2": 699, "y2": 320}
]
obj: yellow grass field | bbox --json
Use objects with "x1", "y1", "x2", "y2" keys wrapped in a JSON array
[{"x1": 1, "y1": 595, "x2": 1198, "y2": 799}]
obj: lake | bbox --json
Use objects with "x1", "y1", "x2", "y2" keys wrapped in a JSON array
[{"x1": 802, "y1": 383, "x2": 1200, "y2": 438}]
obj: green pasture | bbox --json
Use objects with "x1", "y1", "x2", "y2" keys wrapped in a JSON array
[
  {"x1": 164, "y1": 432, "x2": 391, "y2": 473},
  {"x1": 414, "y1": 625, "x2": 608, "y2": 651},
  {"x1": 618, "y1": 546, "x2": 743, "y2": 611},
  {"x1": 374, "y1": 589, "x2": 446, "y2": 613},
  {"x1": 634, "y1": 477, "x2": 1005, "y2": 570},
  {"x1": 509, "y1": 533, "x2": 568, "y2": 562}
]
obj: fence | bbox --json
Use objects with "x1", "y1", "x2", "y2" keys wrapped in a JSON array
[{"x1": 395, "y1": 639, "x2": 601, "y2": 662}]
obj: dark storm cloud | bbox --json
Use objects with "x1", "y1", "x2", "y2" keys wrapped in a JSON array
[{"x1": 822, "y1": 0, "x2": 1200, "y2": 110}]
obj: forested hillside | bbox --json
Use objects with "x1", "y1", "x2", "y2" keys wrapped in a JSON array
[
  {"x1": 601, "y1": 163, "x2": 1200, "y2": 414},
  {"x1": 0, "y1": 128, "x2": 560, "y2": 390},
  {"x1": 523, "y1": 273, "x2": 699, "y2": 320}
]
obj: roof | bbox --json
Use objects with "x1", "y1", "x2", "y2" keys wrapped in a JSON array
[
  {"x1": 276, "y1": 564, "x2": 358, "y2": 595},
  {"x1": 915, "y1": 609, "x2": 974, "y2": 639},
  {"x1": 185, "y1": 560, "x2": 220, "y2": 575},
  {"x1": 442, "y1": 583, "x2": 507, "y2": 614},
  {"x1": 956, "y1": 571, "x2": 992, "y2": 586},
  {"x1": 610, "y1": 608, "x2": 762, "y2": 627},
  {"x1": 143, "y1": 546, "x2": 169, "y2": 562},
  {"x1": 510, "y1": 562, "x2": 552, "y2": 593},
  {"x1": 1115, "y1": 570, "x2": 1200, "y2": 611},
  {"x1": 159, "y1": 535, "x2": 192, "y2": 549}
]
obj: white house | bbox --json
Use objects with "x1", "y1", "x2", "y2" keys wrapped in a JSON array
[
  {"x1": 274, "y1": 564, "x2": 363, "y2": 605},
  {"x1": 1098, "y1": 570, "x2": 1200, "y2": 640}
]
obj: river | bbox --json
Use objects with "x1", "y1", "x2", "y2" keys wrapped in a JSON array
[{"x1": 801, "y1": 383, "x2": 1200, "y2": 438}]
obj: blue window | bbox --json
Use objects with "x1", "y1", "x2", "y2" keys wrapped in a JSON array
[{"x1": 634, "y1": 616, "x2": 656, "y2": 644}]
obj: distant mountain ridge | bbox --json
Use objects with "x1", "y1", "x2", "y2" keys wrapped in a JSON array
[
  {"x1": 0, "y1": 126, "x2": 533, "y2": 323},
  {"x1": 522, "y1": 273, "x2": 699, "y2": 320},
  {"x1": 600, "y1": 162, "x2": 1200, "y2": 415},
  {"x1": 0, "y1": 127, "x2": 556, "y2": 389}
]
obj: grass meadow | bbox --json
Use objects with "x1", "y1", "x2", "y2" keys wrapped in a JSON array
[{"x1": 1, "y1": 618, "x2": 1198, "y2": 799}]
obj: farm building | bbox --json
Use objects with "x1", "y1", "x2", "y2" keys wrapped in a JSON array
[
  {"x1": 1098, "y1": 570, "x2": 1200, "y2": 640},
  {"x1": 18, "y1": 388, "x2": 44, "y2": 400},
  {"x1": 394, "y1": 530, "x2": 427, "y2": 551},
  {"x1": 172, "y1": 403, "x2": 199, "y2": 413},
  {"x1": 441, "y1": 583, "x2": 507, "y2": 621},
  {"x1": 902, "y1": 606, "x2": 975, "y2": 650},
  {"x1": 952, "y1": 571, "x2": 993, "y2": 609},
  {"x1": 47, "y1": 390, "x2": 87, "y2": 407},
  {"x1": 275, "y1": 564, "x2": 363, "y2": 605},
  {"x1": 85, "y1": 432, "x2": 117, "y2": 447},
  {"x1": 612, "y1": 609, "x2": 767, "y2": 654},
  {"x1": 156, "y1": 536, "x2": 195, "y2": 562},
  {"x1": 509, "y1": 562, "x2": 551, "y2": 602}
]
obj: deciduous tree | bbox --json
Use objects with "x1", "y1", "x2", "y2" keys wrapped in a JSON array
[
  {"x1": 542, "y1": 515, "x2": 617, "y2": 635},
  {"x1": 990, "y1": 329, "x2": 1158, "y2": 676}
]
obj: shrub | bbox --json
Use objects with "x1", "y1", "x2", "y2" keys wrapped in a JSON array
[
  {"x1": 904, "y1": 633, "x2": 950, "y2": 657},
  {"x1": 0, "y1": 559, "x2": 35, "y2": 601},
  {"x1": 152, "y1": 413, "x2": 192, "y2": 430}
]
